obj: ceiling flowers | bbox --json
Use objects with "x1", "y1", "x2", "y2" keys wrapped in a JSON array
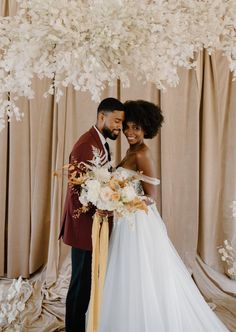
[{"x1": 0, "y1": 0, "x2": 236, "y2": 130}]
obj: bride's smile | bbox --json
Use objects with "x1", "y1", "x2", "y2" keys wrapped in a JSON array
[{"x1": 123, "y1": 121, "x2": 145, "y2": 146}]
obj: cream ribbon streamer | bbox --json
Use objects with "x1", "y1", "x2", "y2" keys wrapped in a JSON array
[{"x1": 87, "y1": 213, "x2": 109, "y2": 332}]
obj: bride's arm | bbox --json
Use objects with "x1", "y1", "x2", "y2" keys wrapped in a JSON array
[{"x1": 136, "y1": 149, "x2": 158, "y2": 201}]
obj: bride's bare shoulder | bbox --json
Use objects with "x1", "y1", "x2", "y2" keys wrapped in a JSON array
[
  {"x1": 136, "y1": 145, "x2": 151, "y2": 160},
  {"x1": 135, "y1": 145, "x2": 156, "y2": 180}
]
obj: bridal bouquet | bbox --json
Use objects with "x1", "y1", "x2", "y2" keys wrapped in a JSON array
[{"x1": 67, "y1": 146, "x2": 148, "y2": 218}]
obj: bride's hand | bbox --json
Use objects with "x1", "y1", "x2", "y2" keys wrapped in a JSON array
[{"x1": 142, "y1": 196, "x2": 155, "y2": 206}]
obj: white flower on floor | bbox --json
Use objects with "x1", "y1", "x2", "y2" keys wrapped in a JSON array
[
  {"x1": 218, "y1": 239, "x2": 236, "y2": 279},
  {"x1": 229, "y1": 200, "x2": 236, "y2": 218},
  {"x1": 0, "y1": 276, "x2": 33, "y2": 329}
]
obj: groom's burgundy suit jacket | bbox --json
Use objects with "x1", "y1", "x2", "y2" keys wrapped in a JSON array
[{"x1": 59, "y1": 126, "x2": 109, "y2": 251}]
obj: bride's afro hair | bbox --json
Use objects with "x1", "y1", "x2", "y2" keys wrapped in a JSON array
[{"x1": 123, "y1": 100, "x2": 164, "y2": 139}]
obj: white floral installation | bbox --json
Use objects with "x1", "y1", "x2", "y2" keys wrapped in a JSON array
[{"x1": 0, "y1": 0, "x2": 236, "y2": 131}]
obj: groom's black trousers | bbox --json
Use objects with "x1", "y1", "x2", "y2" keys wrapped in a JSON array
[{"x1": 66, "y1": 247, "x2": 92, "y2": 332}]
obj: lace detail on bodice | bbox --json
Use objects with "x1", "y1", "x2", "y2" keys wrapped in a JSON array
[{"x1": 132, "y1": 179, "x2": 145, "y2": 196}]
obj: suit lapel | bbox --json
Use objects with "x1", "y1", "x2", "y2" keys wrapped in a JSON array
[
  {"x1": 89, "y1": 126, "x2": 112, "y2": 169},
  {"x1": 89, "y1": 127, "x2": 106, "y2": 154}
]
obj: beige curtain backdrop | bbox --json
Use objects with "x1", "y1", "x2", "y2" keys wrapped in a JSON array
[{"x1": 0, "y1": 1, "x2": 236, "y2": 331}]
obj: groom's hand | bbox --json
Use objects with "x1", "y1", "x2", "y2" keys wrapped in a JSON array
[{"x1": 96, "y1": 209, "x2": 113, "y2": 218}]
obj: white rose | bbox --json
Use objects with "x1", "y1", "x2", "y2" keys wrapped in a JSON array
[
  {"x1": 121, "y1": 185, "x2": 136, "y2": 202},
  {"x1": 86, "y1": 179, "x2": 101, "y2": 204},
  {"x1": 99, "y1": 186, "x2": 114, "y2": 202},
  {"x1": 97, "y1": 199, "x2": 117, "y2": 211},
  {"x1": 79, "y1": 191, "x2": 89, "y2": 206}
]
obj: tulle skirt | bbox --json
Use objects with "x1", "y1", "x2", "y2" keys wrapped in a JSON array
[{"x1": 98, "y1": 205, "x2": 228, "y2": 332}]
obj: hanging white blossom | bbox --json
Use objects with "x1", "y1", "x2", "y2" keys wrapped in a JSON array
[{"x1": 0, "y1": 0, "x2": 236, "y2": 130}]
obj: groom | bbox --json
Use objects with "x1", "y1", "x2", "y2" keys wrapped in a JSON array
[{"x1": 59, "y1": 98, "x2": 125, "y2": 332}]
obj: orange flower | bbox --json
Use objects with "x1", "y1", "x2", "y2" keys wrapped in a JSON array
[
  {"x1": 109, "y1": 178, "x2": 120, "y2": 190},
  {"x1": 111, "y1": 192, "x2": 121, "y2": 201},
  {"x1": 125, "y1": 197, "x2": 148, "y2": 214},
  {"x1": 118, "y1": 180, "x2": 128, "y2": 188},
  {"x1": 69, "y1": 172, "x2": 88, "y2": 185}
]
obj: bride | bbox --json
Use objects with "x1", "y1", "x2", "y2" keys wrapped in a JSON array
[{"x1": 98, "y1": 100, "x2": 229, "y2": 332}]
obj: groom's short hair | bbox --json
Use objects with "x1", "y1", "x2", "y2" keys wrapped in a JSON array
[{"x1": 97, "y1": 98, "x2": 125, "y2": 113}]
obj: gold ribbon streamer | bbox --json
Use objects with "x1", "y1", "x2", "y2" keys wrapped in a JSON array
[{"x1": 87, "y1": 212, "x2": 109, "y2": 332}]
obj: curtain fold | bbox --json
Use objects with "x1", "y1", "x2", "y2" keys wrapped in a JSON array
[
  {"x1": 7, "y1": 98, "x2": 31, "y2": 277},
  {"x1": 0, "y1": 110, "x2": 8, "y2": 276},
  {"x1": 160, "y1": 66, "x2": 200, "y2": 271},
  {"x1": 28, "y1": 79, "x2": 54, "y2": 274},
  {"x1": 6, "y1": 78, "x2": 54, "y2": 277},
  {"x1": 198, "y1": 51, "x2": 236, "y2": 269},
  {"x1": 0, "y1": 0, "x2": 9, "y2": 279}
]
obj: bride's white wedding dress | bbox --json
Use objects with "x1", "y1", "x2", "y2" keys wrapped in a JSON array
[{"x1": 98, "y1": 167, "x2": 229, "y2": 332}]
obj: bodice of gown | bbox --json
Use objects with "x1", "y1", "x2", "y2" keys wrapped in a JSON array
[
  {"x1": 116, "y1": 167, "x2": 160, "y2": 196},
  {"x1": 133, "y1": 178, "x2": 145, "y2": 196}
]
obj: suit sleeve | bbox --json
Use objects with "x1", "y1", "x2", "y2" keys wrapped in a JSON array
[{"x1": 68, "y1": 142, "x2": 96, "y2": 218}]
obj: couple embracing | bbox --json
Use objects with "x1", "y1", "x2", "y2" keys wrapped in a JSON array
[{"x1": 59, "y1": 98, "x2": 228, "y2": 332}]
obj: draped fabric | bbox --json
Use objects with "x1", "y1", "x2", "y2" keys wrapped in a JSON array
[{"x1": 0, "y1": 1, "x2": 235, "y2": 331}]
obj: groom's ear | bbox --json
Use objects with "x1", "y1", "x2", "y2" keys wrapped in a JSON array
[
  {"x1": 97, "y1": 111, "x2": 106, "y2": 124},
  {"x1": 98, "y1": 111, "x2": 103, "y2": 120}
]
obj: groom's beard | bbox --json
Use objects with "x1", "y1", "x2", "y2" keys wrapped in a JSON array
[{"x1": 102, "y1": 126, "x2": 121, "y2": 140}]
